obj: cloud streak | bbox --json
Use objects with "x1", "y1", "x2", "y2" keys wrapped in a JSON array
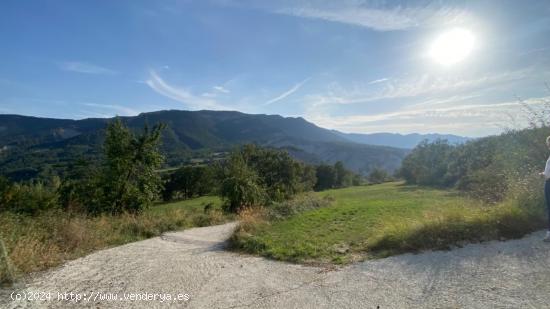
[
  {"x1": 81, "y1": 103, "x2": 139, "y2": 116},
  {"x1": 306, "y1": 69, "x2": 529, "y2": 107},
  {"x1": 307, "y1": 96, "x2": 550, "y2": 136},
  {"x1": 275, "y1": 2, "x2": 470, "y2": 31},
  {"x1": 213, "y1": 85, "x2": 230, "y2": 93},
  {"x1": 367, "y1": 78, "x2": 389, "y2": 84},
  {"x1": 264, "y1": 78, "x2": 310, "y2": 106},
  {"x1": 146, "y1": 70, "x2": 227, "y2": 110},
  {"x1": 59, "y1": 61, "x2": 117, "y2": 75}
]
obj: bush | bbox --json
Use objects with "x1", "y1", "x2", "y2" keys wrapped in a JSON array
[
  {"x1": 399, "y1": 139, "x2": 454, "y2": 186},
  {"x1": 314, "y1": 162, "x2": 361, "y2": 191},
  {"x1": 162, "y1": 165, "x2": 215, "y2": 201},
  {"x1": 0, "y1": 179, "x2": 59, "y2": 215},
  {"x1": 218, "y1": 145, "x2": 320, "y2": 212},
  {"x1": 219, "y1": 153, "x2": 267, "y2": 212},
  {"x1": 399, "y1": 126, "x2": 550, "y2": 203},
  {"x1": 368, "y1": 168, "x2": 390, "y2": 184}
]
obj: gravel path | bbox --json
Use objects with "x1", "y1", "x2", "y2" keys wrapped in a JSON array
[{"x1": 2, "y1": 222, "x2": 550, "y2": 308}]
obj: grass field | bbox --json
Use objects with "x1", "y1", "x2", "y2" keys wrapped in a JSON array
[
  {"x1": 0, "y1": 196, "x2": 229, "y2": 284},
  {"x1": 231, "y1": 182, "x2": 546, "y2": 264}
]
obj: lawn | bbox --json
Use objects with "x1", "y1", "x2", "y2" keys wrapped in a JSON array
[
  {"x1": 230, "y1": 182, "x2": 546, "y2": 264},
  {"x1": 0, "y1": 196, "x2": 230, "y2": 284}
]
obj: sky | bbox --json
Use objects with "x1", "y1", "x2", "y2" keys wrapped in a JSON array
[{"x1": 1, "y1": 0, "x2": 550, "y2": 137}]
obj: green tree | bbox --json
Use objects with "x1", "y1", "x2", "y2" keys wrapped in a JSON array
[
  {"x1": 334, "y1": 161, "x2": 353, "y2": 187},
  {"x1": 314, "y1": 164, "x2": 336, "y2": 191},
  {"x1": 99, "y1": 119, "x2": 165, "y2": 214},
  {"x1": 368, "y1": 168, "x2": 389, "y2": 184},
  {"x1": 162, "y1": 165, "x2": 215, "y2": 201},
  {"x1": 218, "y1": 153, "x2": 266, "y2": 212},
  {"x1": 0, "y1": 180, "x2": 59, "y2": 214},
  {"x1": 238, "y1": 144, "x2": 312, "y2": 201},
  {"x1": 399, "y1": 139, "x2": 453, "y2": 186}
]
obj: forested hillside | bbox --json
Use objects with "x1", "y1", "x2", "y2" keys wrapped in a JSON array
[{"x1": 0, "y1": 110, "x2": 408, "y2": 181}]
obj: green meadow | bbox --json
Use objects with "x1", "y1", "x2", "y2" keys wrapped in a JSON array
[{"x1": 231, "y1": 182, "x2": 546, "y2": 264}]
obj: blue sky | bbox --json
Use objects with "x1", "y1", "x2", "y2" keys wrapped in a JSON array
[{"x1": 1, "y1": 0, "x2": 550, "y2": 137}]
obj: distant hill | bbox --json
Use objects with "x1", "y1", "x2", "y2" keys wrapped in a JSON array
[
  {"x1": 334, "y1": 131, "x2": 471, "y2": 149},
  {"x1": 0, "y1": 110, "x2": 408, "y2": 181}
]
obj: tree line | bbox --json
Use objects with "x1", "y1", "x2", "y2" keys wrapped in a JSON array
[
  {"x1": 0, "y1": 120, "x2": 366, "y2": 215},
  {"x1": 398, "y1": 126, "x2": 550, "y2": 202}
]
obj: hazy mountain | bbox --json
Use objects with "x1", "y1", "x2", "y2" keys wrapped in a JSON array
[
  {"x1": 0, "y1": 110, "x2": 408, "y2": 181},
  {"x1": 335, "y1": 131, "x2": 471, "y2": 149}
]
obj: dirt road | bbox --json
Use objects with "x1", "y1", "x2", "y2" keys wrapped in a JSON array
[{"x1": 3, "y1": 222, "x2": 550, "y2": 308}]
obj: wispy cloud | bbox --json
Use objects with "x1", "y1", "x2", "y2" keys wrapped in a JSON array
[
  {"x1": 367, "y1": 78, "x2": 389, "y2": 84},
  {"x1": 306, "y1": 69, "x2": 529, "y2": 107},
  {"x1": 80, "y1": 103, "x2": 139, "y2": 116},
  {"x1": 59, "y1": 61, "x2": 117, "y2": 75},
  {"x1": 307, "y1": 96, "x2": 550, "y2": 136},
  {"x1": 264, "y1": 78, "x2": 310, "y2": 106},
  {"x1": 213, "y1": 85, "x2": 230, "y2": 93},
  {"x1": 146, "y1": 70, "x2": 227, "y2": 110},
  {"x1": 275, "y1": 2, "x2": 470, "y2": 31}
]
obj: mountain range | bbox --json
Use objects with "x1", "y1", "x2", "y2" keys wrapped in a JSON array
[
  {"x1": 336, "y1": 132, "x2": 471, "y2": 149},
  {"x1": 0, "y1": 110, "x2": 468, "y2": 181}
]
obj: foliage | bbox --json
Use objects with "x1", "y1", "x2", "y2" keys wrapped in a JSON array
[
  {"x1": 0, "y1": 111, "x2": 409, "y2": 183},
  {"x1": 368, "y1": 168, "x2": 390, "y2": 184},
  {"x1": 217, "y1": 145, "x2": 318, "y2": 212},
  {"x1": 398, "y1": 126, "x2": 550, "y2": 202},
  {"x1": 162, "y1": 165, "x2": 215, "y2": 201},
  {"x1": 399, "y1": 139, "x2": 454, "y2": 187},
  {"x1": 314, "y1": 161, "x2": 361, "y2": 191},
  {"x1": 98, "y1": 119, "x2": 165, "y2": 214},
  {"x1": 58, "y1": 159, "x2": 102, "y2": 212},
  {"x1": 0, "y1": 177, "x2": 60, "y2": 215},
  {"x1": 238, "y1": 144, "x2": 316, "y2": 201},
  {"x1": 218, "y1": 152, "x2": 267, "y2": 212},
  {"x1": 314, "y1": 164, "x2": 336, "y2": 191}
]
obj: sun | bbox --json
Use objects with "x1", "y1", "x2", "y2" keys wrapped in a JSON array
[{"x1": 430, "y1": 28, "x2": 475, "y2": 66}]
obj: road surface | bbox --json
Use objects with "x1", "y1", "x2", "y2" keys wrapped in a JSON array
[{"x1": 2, "y1": 222, "x2": 550, "y2": 308}]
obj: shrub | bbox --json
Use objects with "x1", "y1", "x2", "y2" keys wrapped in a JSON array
[
  {"x1": 368, "y1": 168, "x2": 390, "y2": 184},
  {"x1": 0, "y1": 180, "x2": 59, "y2": 215},
  {"x1": 162, "y1": 165, "x2": 215, "y2": 201},
  {"x1": 219, "y1": 154, "x2": 266, "y2": 212}
]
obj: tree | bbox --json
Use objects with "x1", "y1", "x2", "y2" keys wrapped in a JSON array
[
  {"x1": 314, "y1": 164, "x2": 336, "y2": 191},
  {"x1": 368, "y1": 168, "x2": 389, "y2": 184},
  {"x1": 216, "y1": 144, "x2": 317, "y2": 212},
  {"x1": 218, "y1": 153, "x2": 266, "y2": 212},
  {"x1": 162, "y1": 165, "x2": 215, "y2": 201},
  {"x1": 99, "y1": 119, "x2": 165, "y2": 214},
  {"x1": 58, "y1": 158, "x2": 102, "y2": 212},
  {"x1": 399, "y1": 139, "x2": 453, "y2": 186},
  {"x1": 0, "y1": 180, "x2": 59, "y2": 214},
  {"x1": 334, "y1": 161, "x2": 353, "y2": 188},
  {"x1": 238, "y1": 144, "x2": 312, "y2": 201}
]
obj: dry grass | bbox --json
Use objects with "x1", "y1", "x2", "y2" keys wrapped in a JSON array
[{"x1": 0, "y1": 197, "x2": 232, "y2": 285}]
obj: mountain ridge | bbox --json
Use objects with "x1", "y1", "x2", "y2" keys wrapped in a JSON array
[
  {"x1": 0, "y1": 110, "x2": 439, "y2": 181},
  {"x1": 333, "y1": 131, "x2": 471, "y2": 149}
]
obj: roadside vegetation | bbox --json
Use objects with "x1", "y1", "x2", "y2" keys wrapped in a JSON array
[
  {"x1": 230, "y1": 107, "x2": 550, "y2": 264},
  {"x1": 231, "y1": 180, "x2": 545, "y2": 264},
  {"x1": 4, "y1": 104, "x2": 549, "y2": 282},
  {"x1": 0, "y1": 196, "x2": 230, "y2": 285},
  {"x1": 0, "y1": 118, "x2": 362, "y2": 284}
]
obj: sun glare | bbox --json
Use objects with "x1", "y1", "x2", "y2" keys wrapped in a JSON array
[{"x1": 430, "y1": 28, "x2": 475, "y2": 66}]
